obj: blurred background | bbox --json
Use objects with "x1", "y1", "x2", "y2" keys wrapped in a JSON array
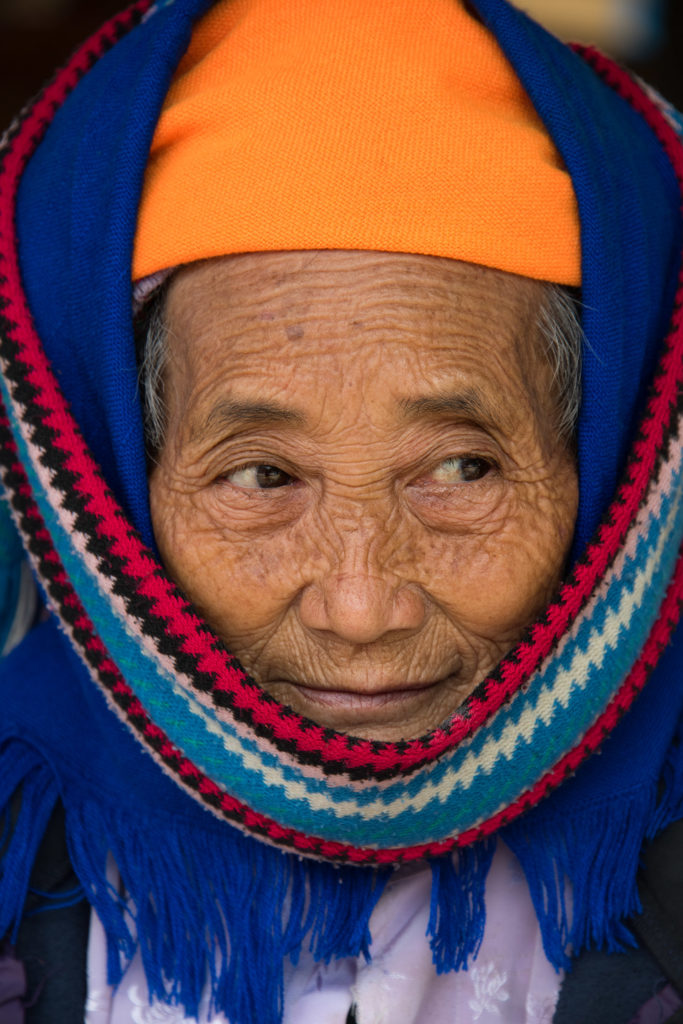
[
  {"x1": 0, "y1": 0, "x2": 681, "y2": 126},
  {"x1": 517, "y1": 0, "x2": 682, "y2": 103}
]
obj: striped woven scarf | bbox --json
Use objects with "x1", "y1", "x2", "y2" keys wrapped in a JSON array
[{"x1": 0, "y1": 1, "x2": 682, "y2": 1021}]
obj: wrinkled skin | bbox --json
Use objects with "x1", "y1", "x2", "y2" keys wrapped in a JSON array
[{"x1": 149, "y1": 250, "x2": 578, "y2": 740}]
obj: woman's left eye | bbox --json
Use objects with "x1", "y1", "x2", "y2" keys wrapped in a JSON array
[
  {"x1": 428, "y1": 456, "x2": 492, "y2": 484},
  {"x1": 226, "y1": 463, "x2": 296, "y2": 489}
]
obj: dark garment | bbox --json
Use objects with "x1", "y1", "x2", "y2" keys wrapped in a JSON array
[
  {"x1": 631, "y1": 819, "x2": 683, "y2": 997},
  {"x1": 2, "y1": 801, "x2": 88, "y2": 1024},
  {"x1": 554, "y1": 946, "x2": 672, "y2": 1023}
]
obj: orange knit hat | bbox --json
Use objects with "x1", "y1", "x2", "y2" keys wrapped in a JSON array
[{"x1": 133, "y1": 0, "x2": 580, "y2": 285}]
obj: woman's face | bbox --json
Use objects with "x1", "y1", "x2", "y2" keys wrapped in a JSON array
[{"x1": 149, "y1": 250, "x2": 578, "y2": 740}]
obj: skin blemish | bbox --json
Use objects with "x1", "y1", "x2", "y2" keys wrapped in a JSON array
[{"x1": 286, "y1": 324, "x2": 305, "y2": 342}]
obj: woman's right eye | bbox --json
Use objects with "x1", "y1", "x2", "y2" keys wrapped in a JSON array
[{"x1": 226, "y1": 463, "x2": 297, "y2": 489}]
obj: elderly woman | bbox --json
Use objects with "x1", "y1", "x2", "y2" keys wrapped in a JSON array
[{"x1": 0, "y1": 0, "x2": 682, "y2": 1022}]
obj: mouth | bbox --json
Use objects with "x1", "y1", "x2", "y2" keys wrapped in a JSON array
[
  {"x1": 261, "y1": 670, "x2": 467, "y2": 740},
  {"x1": 292, "y1": 679, "x2": 443, "y2": 710},
  {"x1": 259, "y1": 663, "x2": 466, "y2": 737}
]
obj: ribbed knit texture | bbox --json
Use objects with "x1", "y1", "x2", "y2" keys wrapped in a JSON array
[{"x1": 133, "y1": 0, "x2": 581, "y2": 285}]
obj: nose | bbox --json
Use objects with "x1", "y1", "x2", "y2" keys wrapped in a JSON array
[{"x1": 298, "y1": 570, "x2": 426, "y2": 645}]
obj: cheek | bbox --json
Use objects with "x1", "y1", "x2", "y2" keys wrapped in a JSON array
[
  {"x1": 424, "y1": 479, "x2": 577, "y2": 636},
  {"x1": 149, "y1": 481, "x2": 317, "y2": 637},
  {"x1": 443, "y1": 538, "x2": 557, "y2": 635}
]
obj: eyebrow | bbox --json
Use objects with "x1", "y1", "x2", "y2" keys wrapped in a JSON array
[
  {"x1": 193, "y1": 388, "x2": 501, "y2": 443},
  {"x1": 398, "y1": 389, "x2": 497, "y2": 425},
  {"x1": 192, "y1": 398, "x2": 306, "y2": 442}
]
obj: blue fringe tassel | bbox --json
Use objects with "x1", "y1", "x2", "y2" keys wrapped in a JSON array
[
  {"x1": 0, "y1": 738, "x2": 502, "y2": 1021},
  {"x1": 0, "y1": 740, "x2": 393, "y2": 1023},
  {"x1": 427, "y1": 840, "x2": 496, "y2": 973},
  {"x1": 69, "y1": 801, "x2": 393, "y2": 1022},
  {"x1": 503, "y1": 784, "x2": 658, "y2": 968}
]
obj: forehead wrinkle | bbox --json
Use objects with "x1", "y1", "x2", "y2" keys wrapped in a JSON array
[{"x1": 191, "y1": 398, "x2": 306, "y2": 444}]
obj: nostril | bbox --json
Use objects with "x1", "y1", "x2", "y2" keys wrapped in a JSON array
[{"x1": 298, "y1": 574, "x2": 425, "y2": 644}]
